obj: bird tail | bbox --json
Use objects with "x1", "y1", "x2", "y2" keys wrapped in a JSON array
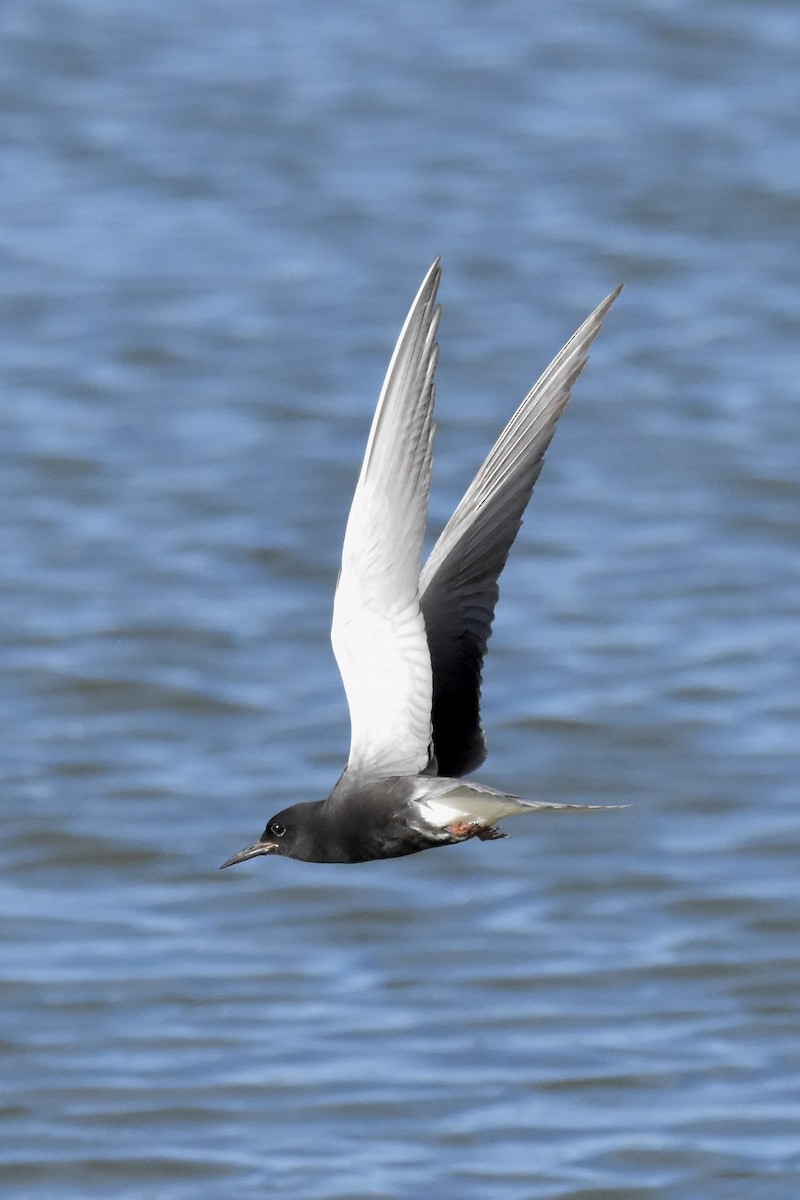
[{"x1": 438, "y1": 781, "x2": 627, "y2": 824}]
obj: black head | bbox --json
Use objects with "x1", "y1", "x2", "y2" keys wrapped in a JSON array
[{"x1": 219, "y1": 801, "x2": 324, "y2": 868}]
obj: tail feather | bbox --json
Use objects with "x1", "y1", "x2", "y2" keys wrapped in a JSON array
[{"x1": 436, "y1": 781, "x2": 627, "y2": 826}]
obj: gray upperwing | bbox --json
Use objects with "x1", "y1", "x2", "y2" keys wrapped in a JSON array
[{"x1": 419, "y1": 286, "x2": 622, "y2": 777}]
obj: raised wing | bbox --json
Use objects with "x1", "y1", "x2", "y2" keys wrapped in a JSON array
[
  {"x1": 419, "y1": 286, "x2": 622, "y2": 777},
  {"x1": 331, "y1": 260, "x2": 442, "y2": 778}
]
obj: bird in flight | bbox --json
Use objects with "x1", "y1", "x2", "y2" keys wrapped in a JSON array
[{"x1": 222, "y1": 260, "x2": 621, "y2": 867}]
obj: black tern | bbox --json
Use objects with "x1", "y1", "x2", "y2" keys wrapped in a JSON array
[{"x1": 222, "y1": 260, "x2": 621, "y2": 867}]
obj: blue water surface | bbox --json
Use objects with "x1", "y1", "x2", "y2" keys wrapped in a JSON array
[{"x1": 1, "y1": 1, "x2": 799, "y2": 1197}]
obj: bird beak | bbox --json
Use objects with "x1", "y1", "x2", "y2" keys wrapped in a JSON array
[{"x1": 219, "y1": 840, "x2": 279, "y2": 869}]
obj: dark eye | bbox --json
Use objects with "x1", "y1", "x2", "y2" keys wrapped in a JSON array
[{"x1": 269, "y1": 822, "x2": 286, "y2": 838}]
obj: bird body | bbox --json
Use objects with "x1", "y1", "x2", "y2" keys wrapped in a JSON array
[
  {"x1": 242, "y1": 773, "x2": 605, "y2": 865},
  {"x1": 222, "y1": 261, "x2": 621, "y2": 869}
]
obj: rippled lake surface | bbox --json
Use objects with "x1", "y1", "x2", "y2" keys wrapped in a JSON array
[{"x1": 2, "y1": 1, "x2": 799, "y2": 1196}]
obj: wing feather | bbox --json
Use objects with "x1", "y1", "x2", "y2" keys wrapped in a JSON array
[
  {"x1": 420, "y1": 286, "x2": 622, "y2": 777},
  {"x1": 332, "y1": 260, "x2": 442, "y2": 777}
]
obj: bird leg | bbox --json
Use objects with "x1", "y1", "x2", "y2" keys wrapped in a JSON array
[{"x1": 445, "y1": 819, "x2": 508, "y2": 842}]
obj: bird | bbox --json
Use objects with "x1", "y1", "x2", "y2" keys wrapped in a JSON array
[{"x1": 221, "y1": 260, "x2": 622, "y2": 867}]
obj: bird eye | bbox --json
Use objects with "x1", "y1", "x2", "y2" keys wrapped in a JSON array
[{"x1": 269, "y1": 822, "x2": 286, "y2": 838}]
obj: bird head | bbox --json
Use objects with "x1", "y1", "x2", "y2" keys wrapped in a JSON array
[{"x1": 219, "y1": 801, "x2": 321, "y2": 868}]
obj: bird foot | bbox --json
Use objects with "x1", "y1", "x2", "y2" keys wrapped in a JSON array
[{"x1": 445, "y1": 820, "x2": 507, "y2": 842}]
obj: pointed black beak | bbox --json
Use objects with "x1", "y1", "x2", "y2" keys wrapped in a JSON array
[{"x1": 219, "y1": 840, "x2": 279, "y2": 869}]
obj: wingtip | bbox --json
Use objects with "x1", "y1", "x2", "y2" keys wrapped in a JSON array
[
  {"x1": 594, "y1": 282, "x2": 624, "y2": 320},
  {"x1": 422, "y1": 256, "x2": 443, "y2": 295}
]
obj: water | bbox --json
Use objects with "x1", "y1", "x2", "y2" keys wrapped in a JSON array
[{"x1": 2, "y1": 1, "x2": 799, "y2": 1196}]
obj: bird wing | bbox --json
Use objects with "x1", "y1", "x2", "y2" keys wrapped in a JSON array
[
  {"x1": 331, "y1": 260, "x2": 442, "y2": 778},
  {"x1": 419, "y1": 285, "x2": 622, "y2": 777}
]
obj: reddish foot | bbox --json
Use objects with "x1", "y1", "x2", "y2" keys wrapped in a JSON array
[{"x1": 445, "y1": 820, "x2": 507, "y2": 842}]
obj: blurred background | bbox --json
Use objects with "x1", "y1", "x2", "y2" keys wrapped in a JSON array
[{"x1": 1, "y1": 1, "x2": 798, "y2": 1197}]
